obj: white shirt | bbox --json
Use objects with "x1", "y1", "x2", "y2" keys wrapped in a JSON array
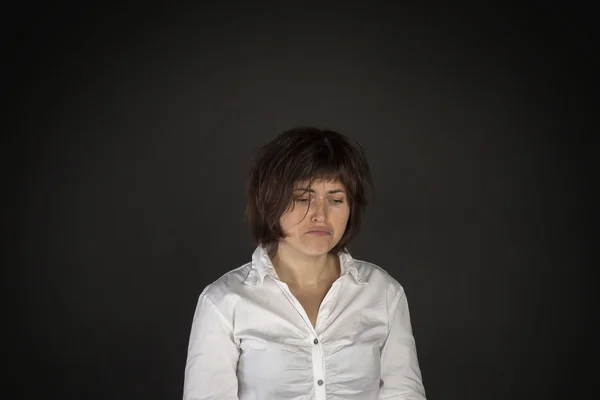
[{"x1": 183, "y1": 246, "x2": 426, "y2": 400}]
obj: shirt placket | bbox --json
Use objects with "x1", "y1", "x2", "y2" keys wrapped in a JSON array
[
  {"x1": 274, "y1": 277, "x2": 345, "y2": 400},
  {"x1": 311, "y1": 335, "x2": 326, "y2": 399}
]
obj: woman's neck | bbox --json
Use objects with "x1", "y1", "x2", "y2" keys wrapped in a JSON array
[{"x1": 270, "y1": 243, "x2": 340, "y2": 288}]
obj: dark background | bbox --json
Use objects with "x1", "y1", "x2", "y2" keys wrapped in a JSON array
[{"x1": 5, "y1": 3, "x2": 595, "y2": 400}]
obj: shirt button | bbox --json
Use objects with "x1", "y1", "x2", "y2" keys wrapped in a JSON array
[
  {"x1": 317, "y1": 379, "x2": 324, "y2": 386},
  {"x1": 313, "y1": 338, "x2": 319, "y2": 344}
]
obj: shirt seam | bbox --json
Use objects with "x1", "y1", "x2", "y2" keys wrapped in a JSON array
[
  {"x1": 384, "y1": 287, "x2": 405, "y2": 345},
  {"x1": 201, "y1": 292, "x2": 235, "y2": 334}
]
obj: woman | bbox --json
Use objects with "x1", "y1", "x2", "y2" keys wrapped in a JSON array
[{"x1": 183, "y1": 127, "x2": 426, "y2": 399}]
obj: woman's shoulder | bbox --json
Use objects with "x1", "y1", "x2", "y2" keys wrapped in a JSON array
[
  {"x1": 198, "y1": 262, "x2": 254, "y2": 306},
  {"x1": 351, "y1": 257, "x2": 407, "y2": 297}
]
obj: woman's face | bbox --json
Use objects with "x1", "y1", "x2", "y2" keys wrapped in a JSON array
[{"x1": 278, "y1": 179, "x2": 350, "y2": 257}]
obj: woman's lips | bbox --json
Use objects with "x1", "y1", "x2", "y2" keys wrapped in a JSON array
[{"x1": 307, "y1": 230, "x2": 331, "y2": 236}]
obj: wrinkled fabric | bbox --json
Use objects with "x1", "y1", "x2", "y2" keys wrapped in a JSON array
[{"x1": 183, "y1": 246, "x2": 426, "y2": 400}]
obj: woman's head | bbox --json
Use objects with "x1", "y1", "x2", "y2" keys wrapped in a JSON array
[{"x1": 245, "y1": 127, "x2": 373, "y2": 255}]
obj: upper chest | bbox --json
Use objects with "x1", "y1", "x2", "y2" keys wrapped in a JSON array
[
  {"x1": 234, "y1": 276, "x2": 389, "y2": 344},
  {"x1": 289, "y1": 281, "x2": 332, "y2": 307},
  {"x1": 288, "y1": 284, "x2": 331, "y2": 327}
]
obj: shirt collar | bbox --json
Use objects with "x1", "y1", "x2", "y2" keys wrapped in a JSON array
[{"x1": 244, "y1": 245, "x2": 367, "y2": 286}]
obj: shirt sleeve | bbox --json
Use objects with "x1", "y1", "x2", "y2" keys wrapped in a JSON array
[
  {"x1": 183, "y1": 292, "x2": 240, "y2": 400},
  {"x1": 379, "y1": 287, "x2": 427, "y2": 399}
]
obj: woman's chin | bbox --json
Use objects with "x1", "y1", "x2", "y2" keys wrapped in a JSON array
[{"x1": 278, "y1": 242, "x2": 325, "y2": 257}]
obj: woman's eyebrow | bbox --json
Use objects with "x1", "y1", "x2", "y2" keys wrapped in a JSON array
[{"x1": 294, "y1": 188, "x2": 346, "y2": 194}]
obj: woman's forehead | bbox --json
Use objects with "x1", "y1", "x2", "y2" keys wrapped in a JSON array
[{"x1": 293, "y1": 178, "x2": 346, "y2": 190}]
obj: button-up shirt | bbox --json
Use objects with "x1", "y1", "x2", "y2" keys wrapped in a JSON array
[{"x1": 183, "y1": 246, "x2": 426, "y2": 399}]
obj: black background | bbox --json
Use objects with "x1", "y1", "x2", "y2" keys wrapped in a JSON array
[{"x1": 5, "y1": 3, "x2": 595, "y2": 399}]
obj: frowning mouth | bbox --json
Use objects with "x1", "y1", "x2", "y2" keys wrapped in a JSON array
[{"x1": 306, "y1": 230, "x2": 331, "y2": 236}]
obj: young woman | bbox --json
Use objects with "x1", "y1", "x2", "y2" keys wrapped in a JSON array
[{"x1": 183, "y1": 127, "x2": 426, "y2": 399}]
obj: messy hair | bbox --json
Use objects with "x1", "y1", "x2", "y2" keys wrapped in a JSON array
[{"x1": 245, "y1": 127, "x2": 373, "y2": 253}]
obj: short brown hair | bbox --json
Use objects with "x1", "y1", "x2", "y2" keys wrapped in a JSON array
[{"x1": 245, "y1": 127, "x2": 373, "y2": 253}]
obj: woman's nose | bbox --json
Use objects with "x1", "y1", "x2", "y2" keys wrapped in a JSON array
[{"x1": 311, "y1": 199, "x2": 327, "y2": 221}]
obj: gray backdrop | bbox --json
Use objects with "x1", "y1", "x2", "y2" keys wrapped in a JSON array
[{"x1": 6, "y1": 3, "x2": 593, "y2": 400}]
